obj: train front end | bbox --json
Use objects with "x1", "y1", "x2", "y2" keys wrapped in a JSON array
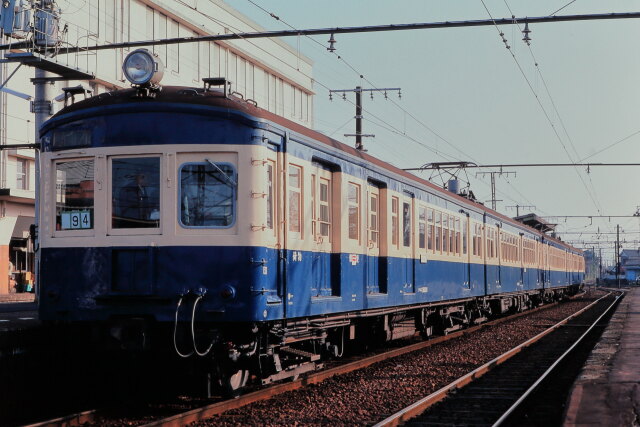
[{"x1": 37, "y1": 51, "x2": 284, "y2": 360}]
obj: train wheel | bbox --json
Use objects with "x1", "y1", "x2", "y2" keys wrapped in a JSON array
[{"x1": 220, "y1": 368, "x2": 250, "y2": 397}]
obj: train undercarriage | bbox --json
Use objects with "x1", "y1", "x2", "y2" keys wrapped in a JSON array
[{"x1": 164, "y1": 285, "x2": 581, "y2": 396}]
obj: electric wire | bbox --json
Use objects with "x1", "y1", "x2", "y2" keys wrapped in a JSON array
[
  {"x1": 480, "y1": 0, "x2": 603, "y2": 216},
  {"x1": 244, "y1": 0, "x2": 559, "y2": 211}
]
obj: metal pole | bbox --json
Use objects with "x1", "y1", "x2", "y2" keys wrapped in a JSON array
[
  {"x1": 32, "y1": 68, "x2": 54, "y2": 300},
  {"x1": 355, "y1": 86, "x2": 362, "y2": 151},
  {"x1": 616, "y1": 224, "x2": 620, "y2": 288},
  {"x1": 490, "y1": 173, "x2": 496, "y2": 211}
]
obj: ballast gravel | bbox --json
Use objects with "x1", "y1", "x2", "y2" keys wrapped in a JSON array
[{"x1": 192, "y1": 291, "x2": 604, "y2": 426}]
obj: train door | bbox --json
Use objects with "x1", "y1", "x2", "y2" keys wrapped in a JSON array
[
  {"x1": 402, "y1": 193, "x2": 415, "y2": 294},
  {"x1": 519, "y1": 236, "x2": 525, "y2": 288},
  {"x1": 463, "y1": 216, "x2": 471, "y2": 289},
  {"x1": 264, "y1": 141, "x2": 286, "y2": 312},
  {"x1": 366, "y1": 185, "x2": 381, "y2": 294},
  {"x1": 497, "y1": 226, "x2": 503, "y2": 290},
  {"x1": 310, "y1": 165, "x2": 334, "y2": 297}
]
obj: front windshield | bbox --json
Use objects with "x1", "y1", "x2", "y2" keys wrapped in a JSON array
[
  {"x1": 180, "y1": 162, "x2": 236, "y2": 227},
  {"x1": 112, "y1": 157, "x2": 160, "y2": 229}
]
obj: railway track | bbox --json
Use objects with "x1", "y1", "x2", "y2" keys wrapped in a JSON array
[
  {"x1": 20, "y1": 289, "x2": 610, "y2": 427},
  {"x1": 377, "y1": 290, "x2": 621, "y2": 426}
]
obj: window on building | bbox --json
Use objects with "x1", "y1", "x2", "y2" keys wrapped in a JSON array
[
  {"x1": 16, "y1": 158, "x2": 28, "y2": 190},
  {"x1": 348, "y1": 183, "x2": 360, "y2": 241}
]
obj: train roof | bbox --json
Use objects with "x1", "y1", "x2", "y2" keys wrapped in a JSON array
[{"x1": 45, "y1": 86, "x2": 581, "y2": 254}]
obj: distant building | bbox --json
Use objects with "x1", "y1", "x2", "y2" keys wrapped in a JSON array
[
  {"x1": 620, "y1": 248, "x2": 640, "y2": 282},
  {"x1": 0, "y1": 0, "x2": 314, "y2": 294}
]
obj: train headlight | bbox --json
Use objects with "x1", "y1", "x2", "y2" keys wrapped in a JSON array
[{"x1": 122, "y1": 49, "x2": 164, "y2": 86}]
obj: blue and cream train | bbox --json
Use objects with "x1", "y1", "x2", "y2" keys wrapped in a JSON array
[{"x1": 38, "y1": 55, "x2": 584, "y2": 392}]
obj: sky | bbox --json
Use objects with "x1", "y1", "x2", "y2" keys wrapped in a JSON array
[{"x1": 223, "y1": 0, "x2": 640, "y2": 261}]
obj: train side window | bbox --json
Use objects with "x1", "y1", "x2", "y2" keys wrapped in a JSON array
[
  {"x1": 418, "y1": 206, "x2": 426, "y2": 249},
  {"x1": 435, "y1": 211, "x2": 442, "y2": 252},
  {"x1": 288, "y1": 165, "x2": 303, "y2": 235},
  {"x1": 442, "y1": 214, "x2": 449, "y2": 253},
  {"x1": 348, "y1": 183, "x2": 360, "y2": 241},
  {"x1": 178, "y1": 161, "x2": 236, "y2": 228},
  {"x1": 427, "y1": 208, "x2": 434, "y2": 251},
  {"x1": 112, "y1": 157, "x2": 161, "y2": 229},
  {"x1": 55, "y1": 159, "x2": 95, "y2": 231},
  {"x1": 402, "y1": 202, "x2": 411, "y2": 247},
  {"x1": 319, "y1": 178, "x2": 331, "y2": 239},
  {"x1": 391, "y1": 197, "x2": 399, "y2": 248}
]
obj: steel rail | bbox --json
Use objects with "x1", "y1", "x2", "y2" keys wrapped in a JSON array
[
  {"x1": 492, "y1": 291, "x2": 623, "y2": 426},
  {"x1": 373, "y1": 291, "x2": 615, "y2": 427},
  {"x1": 1, "y1": 12, "x2": 640, "y2": 53}
]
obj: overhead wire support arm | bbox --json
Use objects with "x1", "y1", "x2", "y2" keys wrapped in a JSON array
[
  {"x1": 403, "y1": 162, "x2": 640, "y2": 171},
  {"x1": 2, "y1": 12, "x2": 640, "y2": 53}
]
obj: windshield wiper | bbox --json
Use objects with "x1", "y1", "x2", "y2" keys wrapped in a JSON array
[{"x1": 205, "y1": 159, "x2": 237, "y2": 187}]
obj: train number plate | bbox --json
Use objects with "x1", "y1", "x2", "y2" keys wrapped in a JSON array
[{"x1": 61, "y1": 211, "x2": 91, "y2": 230}]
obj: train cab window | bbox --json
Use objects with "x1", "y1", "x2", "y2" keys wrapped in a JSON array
[
  {"x1": 402, "y1": 202, "x2": 411, "y2": 247},
  {"x1": 55, "y1": 159, "x2": 95, "y2": 231},
  {"x1": 348, "y1": 183, "x2": 360, "y2": 241},
  {"x1": 178, "y1": 161, "x2": 236, "y2": 228},
  {"x1": 112, "y1": 157, "x2": 161, "y2": 229}
]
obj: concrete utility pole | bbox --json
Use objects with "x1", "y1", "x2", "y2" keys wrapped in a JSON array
[{"x1": 328, "y1": 86, "x2": 400, "y2": 151}]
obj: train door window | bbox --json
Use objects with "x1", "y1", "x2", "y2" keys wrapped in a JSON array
[
  {"x1": 312, "y1": 172, "x2": 331, "y2": 241},
  {"x1": 391, "y1": 197, "x2": 399, "y2": 248},
  {"x1": 402, "y1": 201, "x2": 411, "y2": 247},
  {"x1": 55, "y1": 159, "x2": 95, "y2": 232},
  {"x1": 369, "y1": 190, "x2": 379, "y2": 246},
  {"x1": 427, "y1": 208, "x2": 434, "y2": 251},
  {"x1": 319, "y1": 178, "x2": 331, "y2": 239},
  {"x1": 348, "y1": 183, "x2": 360, "y2": 241},
  {"x1": 435, "y1": 211, "x2": 442, "y2": 252},
  {"x1": 442, "y1": 214, "x2": 449, "y2": 254},
  {"x1": 178, "y1": 161, "x2": 236, "y2": 228},
  {"x1": 266, "y1": 160, "x2": 275, "y2": 231},
  {"x1": 112, "y1": 157, "x2": 161, "y2": 229},
  {"x1": 418, "y1": 206, "x2": 426, "y2": 249},
  {"x1": 288, "y1": 165, "x2": 303, "y2": 236}
]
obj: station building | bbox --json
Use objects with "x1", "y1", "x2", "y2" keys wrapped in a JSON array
[{"x1": 0, "y1": 0, "x2": 314, "y2": 294}]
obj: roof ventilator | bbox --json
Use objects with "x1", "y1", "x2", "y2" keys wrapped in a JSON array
[
  {"x1": 203, "y1": 77, "x2": 231, "y2": 98},
  {"x1": 61, "y1": 85, "x2": 92, "y2": 107}
]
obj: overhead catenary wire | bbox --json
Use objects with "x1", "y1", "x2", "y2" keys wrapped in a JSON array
[
  {"x1": 243, "y1": 0, "x2": 545, "y2": 210},
  {"x1": 479, "y1": 0, "x2": 603, "y2": 216}
]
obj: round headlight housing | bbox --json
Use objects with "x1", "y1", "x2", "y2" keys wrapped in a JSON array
[{"x1": 122, "y1": 49, "x2": 164, "y2": 86}]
